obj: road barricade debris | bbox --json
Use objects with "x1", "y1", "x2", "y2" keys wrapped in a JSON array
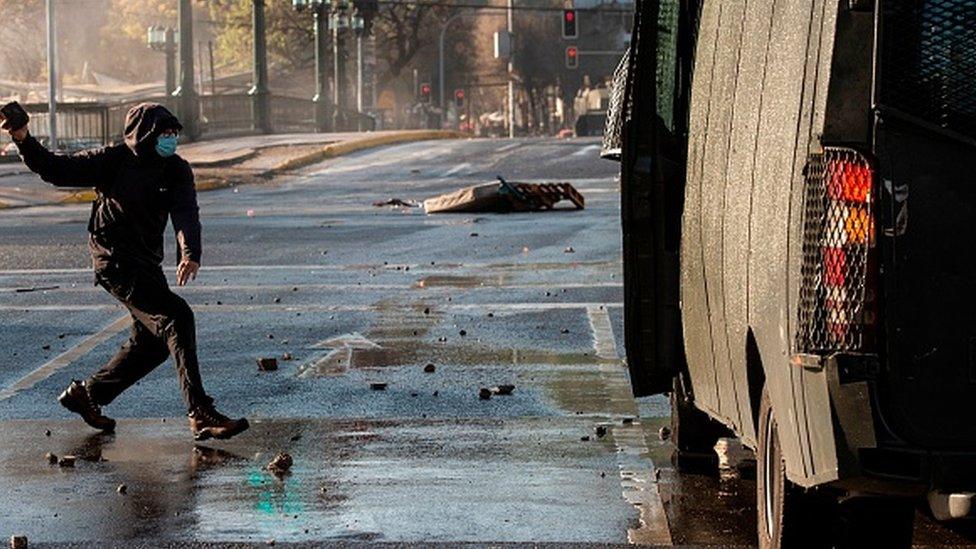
[{"x1": 424, "y1": 176, "x2": 585, "y2": 213}]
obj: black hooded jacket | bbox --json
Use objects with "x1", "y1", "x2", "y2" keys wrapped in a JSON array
[{"x1": 16, "y1": 103, "x2": 201, "y2": 270}]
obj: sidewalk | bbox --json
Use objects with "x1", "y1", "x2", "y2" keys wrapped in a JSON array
[{"x1": 0, "y1": 130, "x2": 462, "y2": 208}]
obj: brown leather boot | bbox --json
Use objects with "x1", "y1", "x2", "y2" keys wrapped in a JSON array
[
  {"x1": 58, "y1": 380, "x2": 116, "y2": 432},
  {"x1": 188, "y1": 406, "x2": 249, "y2": 441}
]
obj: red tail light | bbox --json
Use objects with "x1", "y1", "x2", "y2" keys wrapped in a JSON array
[{"x1": 796, "y1": 148, "x2": 877, "y2": 353}]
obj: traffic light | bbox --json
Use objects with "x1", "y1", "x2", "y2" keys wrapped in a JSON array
[
  {"x1": 565, "y1": 46, "x2": 579, "y2": 69},
  {"x1": 454, "y1": 89, "x2": 465, "y2": 109},
  {"x1": 562, "y1": 9, "x2": 577, "y2": 39},
  {"x1": 420, "y1": 83, "x2": 432, "y2": 103}
]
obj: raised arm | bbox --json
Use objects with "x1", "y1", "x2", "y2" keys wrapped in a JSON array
[
  {"x1": 169, "y1": 159, "x2": 202, "y2": 285},
  {"x1": 12, "y1": 131, "x2": 117, "y2": 189}
]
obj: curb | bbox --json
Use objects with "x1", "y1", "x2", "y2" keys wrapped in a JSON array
[{"x1": 57, "y1": 130, "x2": 464, "y2": 205}]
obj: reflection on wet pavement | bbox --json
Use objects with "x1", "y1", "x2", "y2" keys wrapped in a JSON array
[{"x1": 1, "y1": 418, "x2": 660, "y2": 544}]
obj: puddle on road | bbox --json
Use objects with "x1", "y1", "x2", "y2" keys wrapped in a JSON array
[{"x1": 297, "y1": 298, "x2": 619, "y2": 378}]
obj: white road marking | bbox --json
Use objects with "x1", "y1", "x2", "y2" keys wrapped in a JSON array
[
  {"x1": 587, "y1": 305, "x2": 619, "y2": 360},
  {"x1": 0, "y1": 314, "x2": 130, "y2": 401},
  {"x1": 494, "y1": 142, "x2": 521, "y2": 153},
  {"x1": 0, "y1": 282, "x2": 623, "y2": 293},
  {"x1": 0, "y1": 302, "x2": 623, "y2": 313},
  {"x1": 0, "y1": 261, "x2": 620, "y2": 276},
  {"x1": 572, "y1": 144, "x2": 602, "y2": 157},
  {"x1": 616, "y1": 427, "x2": 674, "y2": 545},
  {"x1": 441, "y1": 162, "x2": 472, "y2": 177}
]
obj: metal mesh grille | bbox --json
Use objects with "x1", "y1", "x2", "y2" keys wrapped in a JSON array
[
  {"x1": 601, "y1": 48, "x2": 629, "y2": 160},
  {"x1": 796, "y1": 148, "x2": 875, "y2": 353},
  {"x1": 880, "y1": 0, "x2": 976, "y2": 137}
]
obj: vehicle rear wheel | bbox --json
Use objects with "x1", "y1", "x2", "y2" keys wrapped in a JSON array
[
  {"x1": 670, "y1": 374, "x2": 730, "y2": 472},
  {"x1": 756, "y1": 388, "x2": 834, "y2": 549}
]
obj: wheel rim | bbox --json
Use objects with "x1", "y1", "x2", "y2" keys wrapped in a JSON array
[{"x1": 763, "y1": 412, "x2": 776, "y2": 539}]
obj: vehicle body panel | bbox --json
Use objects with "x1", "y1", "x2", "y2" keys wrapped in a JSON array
[{"x1": 680, "y1": 0, "x2": 840, "y2": 484}]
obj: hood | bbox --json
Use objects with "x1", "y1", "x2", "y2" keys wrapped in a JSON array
[{"x1": 123, "y1": 103, "x2": 183, "y2": 157}]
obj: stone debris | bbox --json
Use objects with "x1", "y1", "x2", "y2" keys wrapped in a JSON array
[
  {"x1": 491, "y1": 384, "x2": 515, "y2": 396},
  {"x1": 266, "y1": 452, "x2": 293, "y2": 475},
  {"x1": 116, "y1": 484, "x2": 127, "y2": 495},
  {"x1": 622, "y1": 417, "x2": 635, "y2": 425},
  {"x1": 282, "y1": 352, "x2": 293, "y2": 361},
  {"x1": 44, "y1": 429, "x2": 51, "y2": 437},
  {"x1": 257, "y1": 357, "x2": 279, "y2": 372},
  {"x1": 370, "y1": 382, "x2": 388, "y2": 391},
  {"x1": 595, "y1": 425, "x2": 608, "y2": 438},
  {"x1": 45, "y1": 452, "x2": 58, "y2": 464},
  {"x1": 373, "y1": 198, "x2": 418, "y2": 208},
  {"x1": 564, "y1": 246, "x2": 575, "y2": 253},
  {"x1": 459, "y1": 329, "x2": 467, "y2": 336},
  {"x1": 658, "y1": 426, "x2": 671, "y2": 441},
  {"x1": 57, "y1": 455, "x2": 76, "y2": 468},
  {"x1": 580, "y1": 435, "x2": 591, "y2": 442},
  {"x1": 478, "y1": 388, "x2": 493, "y2": 400},
  {"x1": 423, "y1": 363, "x2": 436, "y2": 373},
  {"x1": 10, "y1": 535, "x2": 28, "y2": 549}
]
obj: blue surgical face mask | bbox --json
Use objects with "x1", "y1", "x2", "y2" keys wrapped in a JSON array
[{"x1": 155, "y1": 134, "x2": 178, "y2": 157}]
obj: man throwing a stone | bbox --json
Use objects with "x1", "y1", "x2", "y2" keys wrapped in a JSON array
[{"x1": 1, "y1": 102, "x2": 248, "y2": 441}]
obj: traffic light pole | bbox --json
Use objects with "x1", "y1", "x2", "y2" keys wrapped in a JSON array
[{"x1": 438, "y1": 12, "x2": 464, "y2": 116}]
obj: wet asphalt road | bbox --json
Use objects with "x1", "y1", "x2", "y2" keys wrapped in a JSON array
[{"x1": 1, "y1": 137, "x2": 975, "y2": 547}]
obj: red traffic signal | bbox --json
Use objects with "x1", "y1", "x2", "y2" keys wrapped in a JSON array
[
  {"x1": 565, "y1": 46, "x2": 579, "y2": 69},
  {"x1": 562, "y1": 9, "x2": 578, "y2": 39},
  {"x1": 420, "y1": 83, "x2": 432, "y2": 102},
  {"x1": 454, "y1": 88, "x2": 465, "y2": 108}
]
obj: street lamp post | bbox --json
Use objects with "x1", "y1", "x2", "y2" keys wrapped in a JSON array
[
  {"x1": 293, "y1": 0, "x2": 334, "y2": 132},
  {"x1": 250, "y1": 0, "x2": 271, "y2": 133},
  {"x1": 352, "y1": 12, "x2": 365, "y2": 130},
  {"x1": 174, "y1": 0, "x2": 197, "y2": 139},
  {"x1": 332, "y1": 5, "x2": 350, "y2": 131},
  {"x1": 147, "y1": 26, "x2": 178, "y2": 98}
]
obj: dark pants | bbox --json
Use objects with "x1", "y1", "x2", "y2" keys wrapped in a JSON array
[{"x1": 86, "y1": 261, "x2": 211, "y2": 411}]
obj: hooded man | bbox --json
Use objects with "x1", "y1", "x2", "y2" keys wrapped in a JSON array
[{"x1": 0, "y1": 103, "x2": 248, "y2": 441}]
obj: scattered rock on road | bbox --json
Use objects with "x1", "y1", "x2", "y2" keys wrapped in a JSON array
[
  {"x1": 491, "y1": 384, "x2": 515, "y2": 396},
  {"x1": 257, "y1": 358, "x2": 278, "y2": 372},
  {"x1": 423, "y1": 363, "x2": 436, "y2": 373},
  {"x1": 267, "y1": 453, "x2": 293, "y2": 476},
  {"x1": 45, "y1": 452, "x2": 57, "y2": 465},
  {"x1": 116, "y1": 484, "x2": 127, "y2": 495},
  {"x1": 478, "y1": 388, "x2": 492, "y2": 400},
  {"x1": 10, "y1": 535, "x2": 28, "y2": 549},
  {"x1": 57, "y1": 455, "x2": 76, "y2": 468},
  {"x1": 282, "y1": 352, "x2": 293, "y2": 361},
  {"x1": 658, "y1": 426, "x2": 671, "y2": 441},
  {"x1": 370, "y1": 382, "x2": 388, "y2": 391},
  {"x1": 564, "y1": 246, "x2": 575, "y2": 253},
  {"x1": 595, "y1": 425, "x2": 608, "y2": 438}
]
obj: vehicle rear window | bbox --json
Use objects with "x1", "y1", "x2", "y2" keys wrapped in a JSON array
[{"x1": 880, "y1": 0, "x2": 976, "y2": 138}]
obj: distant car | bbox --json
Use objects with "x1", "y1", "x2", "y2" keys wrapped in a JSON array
[{"x1": 0, "y1": 141, "x2": 18, "y2": 158}]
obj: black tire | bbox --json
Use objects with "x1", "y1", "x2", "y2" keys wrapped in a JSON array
[
  {"x1": 670, "y1": 374, "x2": 730, "y2": 472},
  {"x1": 756, "y1": 388, "x2": 835, "y2": 549},
  {"x1": 757, "y1": 387, "x2": 916, "y2": 548}
]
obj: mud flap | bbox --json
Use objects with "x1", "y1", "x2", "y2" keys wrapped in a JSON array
[{"x1": 787, "y1": 353, "x2": 878, "y2": 488}]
